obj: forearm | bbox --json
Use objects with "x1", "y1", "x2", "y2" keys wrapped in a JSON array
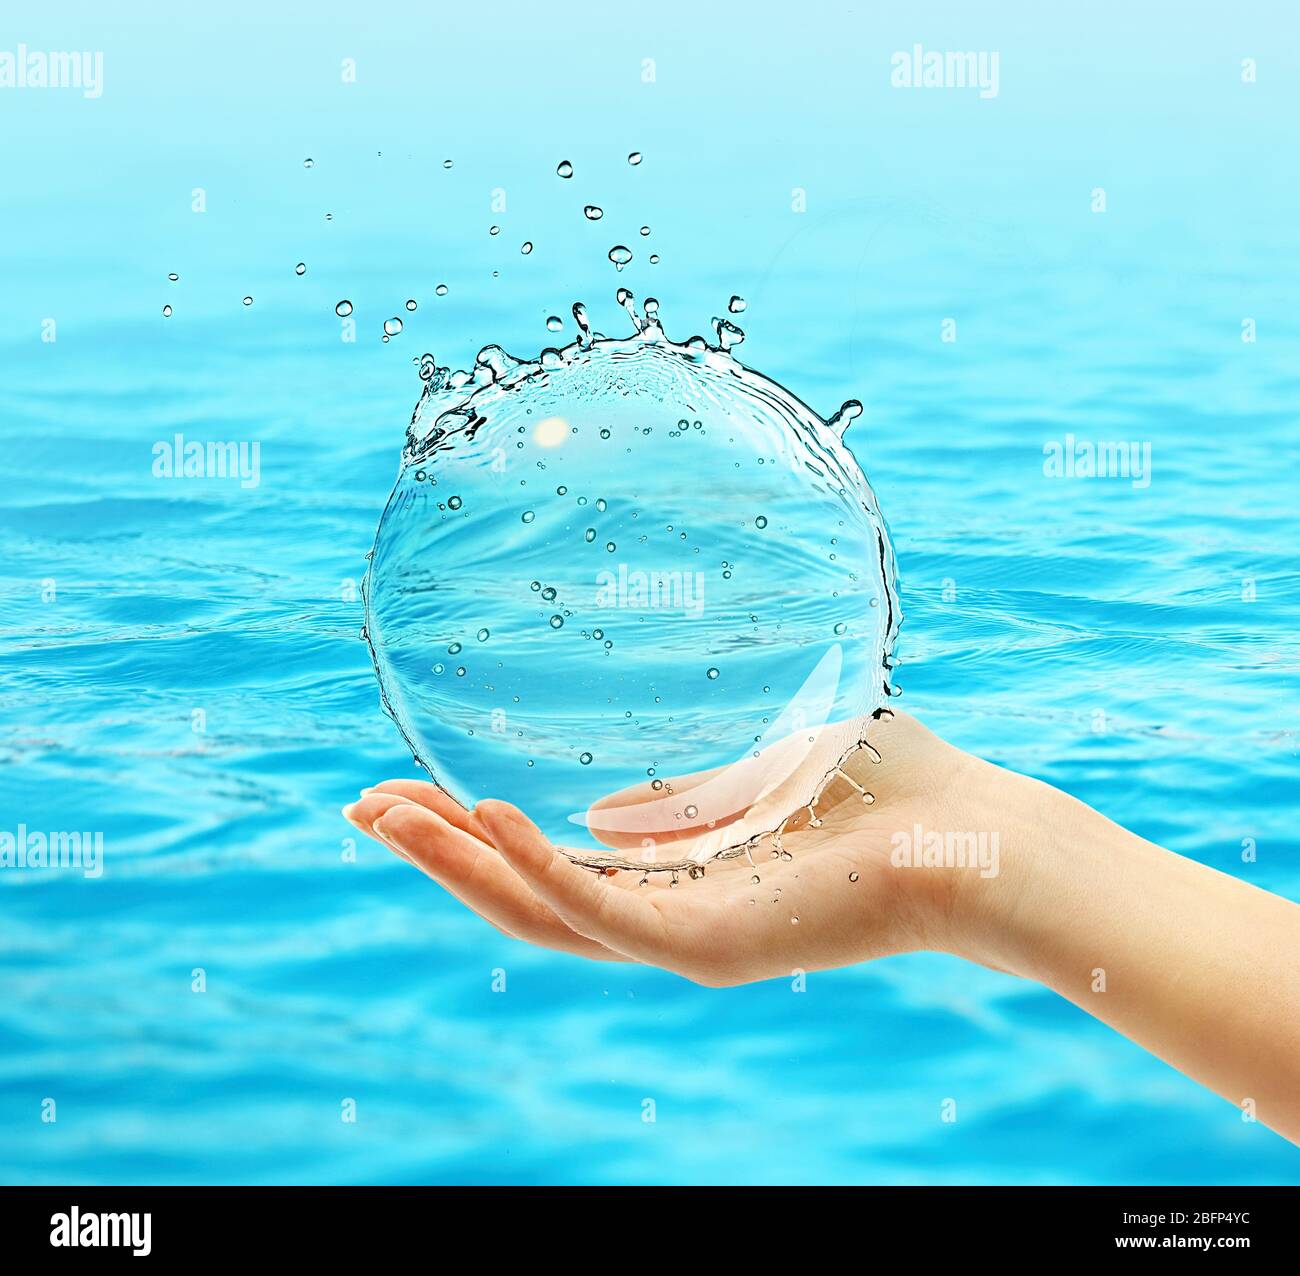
[{"x1": 950, "y1": 764, "x2": 1300, "y2": 1143}]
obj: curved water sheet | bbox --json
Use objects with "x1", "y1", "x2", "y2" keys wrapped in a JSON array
[{"x1": 363, "y1": 297, "x2": 900, "y2": 872}]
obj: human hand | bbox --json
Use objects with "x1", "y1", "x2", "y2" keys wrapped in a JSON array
[{"x1": 342, "y1": 710, "x2": 1005, "y2": 985}]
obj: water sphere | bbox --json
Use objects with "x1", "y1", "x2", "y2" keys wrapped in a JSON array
[{"x1": 364, "y1": 298, "x2": 898, "y2": 870}]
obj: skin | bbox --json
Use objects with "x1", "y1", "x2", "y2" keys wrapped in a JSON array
[{"x1": 343, "y1": 708, "x2": 1300, "y2": 1145}]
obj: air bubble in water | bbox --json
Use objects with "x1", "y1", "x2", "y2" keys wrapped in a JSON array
[{"x1": 706, "y1": 667, "x2": 720, "y2": 680}]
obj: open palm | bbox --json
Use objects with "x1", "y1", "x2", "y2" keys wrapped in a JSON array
[{"x1": 343, "y1": 710, "x2": 978, "y2": 986}]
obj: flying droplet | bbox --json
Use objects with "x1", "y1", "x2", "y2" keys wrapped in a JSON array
[
  {"x1": 546, "y1": 315, "x2": 563, "y2": 331},
  {"x1": 435, "y1": 284, "x2": 449, "y2": 296},
  {"x1": 608, "y1": 245, "x2": 632, "y2": 270},
  {"x1": 303, "y1": 158, "x2": 314, "y2": 168},
  {"x1": 729, "y1": 295, "x2": 747, "y2": 314},
  {"x1": 443, "y1": 159, "x2": 453, "y2": 169},
  {"x1": 295, "y1": 262, "x2": 307, "y2": 276},
  {"x1": 584, "y1": 205, "x2": 604, "y2": 221},
  {"x1": 628, "y1": 151, "x2": 642, "y2": 166},
  {"x1": 162, "y1": 304, "x2": 173, "y2": 318},
  {"x1": 167, "y1": 272, "x2": 179, "y2": 282},
  {"x1": 477, "y1": 628, "x2": 490, "y2": 642},
  {"x1": 489, "y1": 225, "x2": 500, "y2": 236},
  {"x1": 557, "y1": 160, "x2": 573, "y2": 178},
  {"x1": 649, "y1": 253, "x2": 660, "y2": 265},
  {"x1": 242, "y1": 296, "x2": 253, "y2": 306},
  {"x1": 384, "y1": 317, "x2": 403, "y2": 337},
  {"x1": 521, "y1": 510, "x2": 536, "y2": 524},
  {"x1": 639, "y1": 226, "x2": 650, "y2": 236},
  {"x1": 335, "y1": 300, "x2": 353, "y2": 317}
]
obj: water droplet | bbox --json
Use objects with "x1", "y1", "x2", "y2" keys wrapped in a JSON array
[
  {"x1": 584, "y1": 528, "x2": 596, "y2": 543},
  {"x1": 162, "y1": 304, "x2": 173, "y2": 318},
  {"x1": 579, "y1": 751, "x2": 593, "y2": 765},
  {"x1": 521, "y1": 510, "x2": 536, "y2": 524},
  {"x1": 584, "y1": 205, "x2": 604, "y2": 221},
  {"x1": 684, "y1": 804, "x2": 698, "y2": 819},
  {"x1": 167, "y1": 272, "x2": 179, "y2": 282},
  {"x1": 405, "y1": 299, "x2": 417, "y2": 311},
  {"x1": 477, "y1": 628, "x2": 490, "y2": 642},
  {"x1": 489, "y1": 225, "x2": 500, "y2": 236},
  {"x1": 520, "y1": 242, "x2": 533, "y2": 255},
  {"x1": 828, "y1": 400, "x2": 863, "y2": 436},
  {"x1": 728, "y1": 295, "x2": 747, "y2": 314},
  {"x1": 435, "y1": 284, "x2": 449, "y2": 296},
  {"x1": 706, "y1": 667, "x2": 719, "y2": 680},
  {"x1": 755, "y1": 515, "x2": 768, "y2": 529},
  {"x1": 628, "y1": 151, "x2": 642, "y2": 166},
  {"x1": 546, "y1": 315, "x2": 563, "y2": 331},
  {"x1": 608, "y1": 245, "x2": 632, "y2": 270},
  {"x1": 303, "y1": 157, "x2": 314, "y2": 168},
  {"x1": 335, "y1": 300, "x2": 353, "y2": 317},
  {"x1": 849, "y1": 871, "x2": 859, "y2": 882},
  {"x1": 549, "y1": 615, "x2": 564, "y2": 629},
  {"x1": 384, "y1": 317, "x2": 404, "y2": 336},
  {"x1": 639, "y1": 226, "x2": 651, "y2": 237},
  {"x1": 447, "y1": 495, "x2": 462, "y2": 510},
  {"x1": 649, "y1": 253, "x2": 660, "y2": 265},
  {"x1": 242, "y1": 296, "x2": 253, "y2": 306},
  {"x1": 448, "y1": 642, "x2": 462, "y2": 654},
  {"x1": 833, "y1": 621, "x2": 847, "y2": 635},
  {"x1": 557, "y1": 160, "x2": 573, "y2": 178},
  {"x1": 443, "y1": 159, "x2": 453, "y2": 169}
]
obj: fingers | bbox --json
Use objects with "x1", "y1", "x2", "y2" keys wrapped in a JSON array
[
  {"x1": 347, "y1": 793, "x2": 630, "y2": 962},
  {"x1": 361, "y1": 779, "x2": 488, "y2": 840},
  {"x1": 475, "y1": 800, "x2": 677, "y2": 968}
]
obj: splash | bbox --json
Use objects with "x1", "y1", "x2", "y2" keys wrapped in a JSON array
[{"x1": 363, "y1": 294, "x2": 900, "y2": 872}]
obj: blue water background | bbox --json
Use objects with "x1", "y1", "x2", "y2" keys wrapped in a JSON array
[{"x1": 1, "y1": 1, "x2": 1298, "y2": 1183}]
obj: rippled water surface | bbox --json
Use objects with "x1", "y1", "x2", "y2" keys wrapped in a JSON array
[{"x1": 2, "y1": 3, "x2": 1298, "y2": 1183}]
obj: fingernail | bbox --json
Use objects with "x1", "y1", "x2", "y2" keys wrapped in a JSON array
[{"x1": 341, "y1": 802, "x2": 359, "y2": 820}]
